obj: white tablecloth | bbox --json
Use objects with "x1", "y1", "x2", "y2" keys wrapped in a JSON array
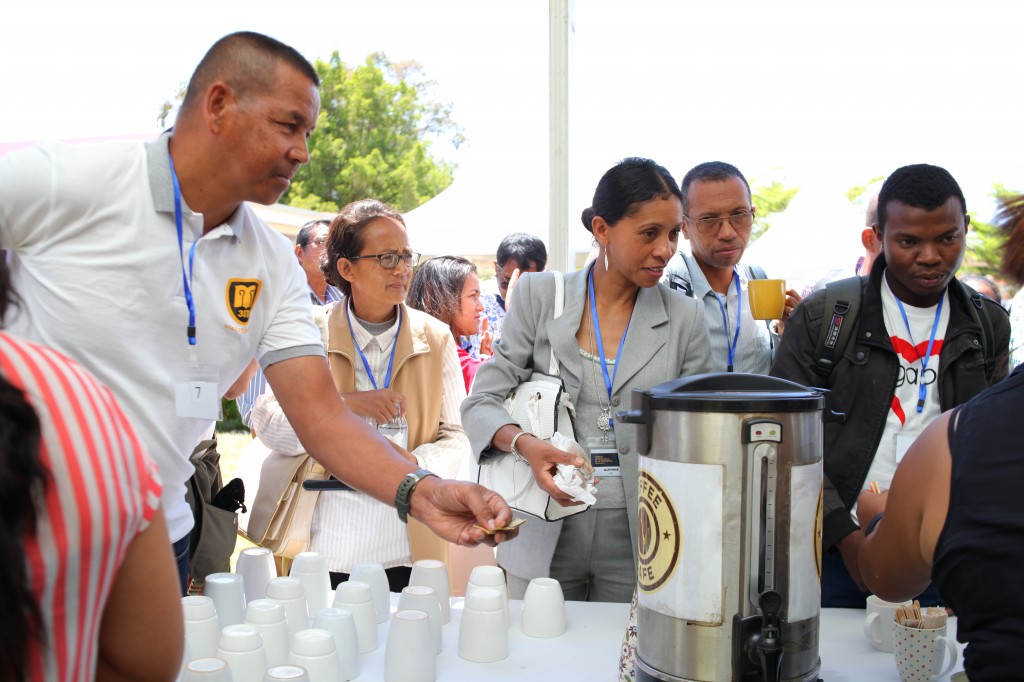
[{"x1": 350, "y1": 599, "x2": 966, "y2": 681}]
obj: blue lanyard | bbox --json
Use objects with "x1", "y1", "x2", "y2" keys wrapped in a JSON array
[
  {"x1": 713, "y1": 271, "x2": 742, "y2": 372},
  {"x1": 346, "y1": 302, "x2": 402, "y2": 390},
  {"x1": 895, "y1": 294, "x2": 944, "y2": 413},
  {"x1": 169, "y1": 153, "x2": 198, "y2": 347},
  {"x1": 588, "y1": 268, "x2": 633, "y2": 427}
]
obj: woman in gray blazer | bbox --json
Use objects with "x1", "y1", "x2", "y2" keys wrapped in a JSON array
[{"x1": 462, "y1": 158, "x2": 713, "y2": 602}]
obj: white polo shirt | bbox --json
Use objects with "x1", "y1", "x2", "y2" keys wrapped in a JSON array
[{"x1": 0, "y1": 134, "x2": 324, "y2": 542}]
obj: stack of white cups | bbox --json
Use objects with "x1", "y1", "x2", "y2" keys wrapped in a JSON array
[
  {"x1": 217, "y1": 623, "x2": 267, "y2": 681},
  {"x1": 266, "y1": 576, "x2": 309, "y2": 638},
  {"x1": 350, "y1": 562, "x2": 392, "y2": 623},
  {"x1": 288, "y1": 629, "x2": 339, "y2": 682},
  {"x1": 332, "y1": 580, "x2": 379, "y2": 653},
  {"x1": 204, "y1": 573, "x2": 246, "y2": 628},
  {"x1": 458, "y1": 587, "x2": 508, "y2": 663},
  {"x1": 386, "y1": 610, "x2": 437, "y2": 682},
  {"x1": 244, "y1": 599, "x2": 291, "y2": 667},
  {"x1": 289, "y1": 552, "x2": 332, "y2": 617},
  {"x1": 466, "y1": 565, "x2": 509, "y2": 628},
  {"x1": 408, "y1": 559, "x2": 452, "y2": 624},
  {"x1": 397, "y1": 585, "x2": 444, "y2": 654},
  {"x1": 236, "y1": 547, "x2": 278, "y2": 604},
  {"x1": 182, "y1": 596, "x2": 220, "y2": 660},
  {"x1": 313, "y1": 608, "x2": 360, "y2": 681}
]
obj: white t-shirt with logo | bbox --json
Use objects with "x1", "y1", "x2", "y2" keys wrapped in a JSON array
[{"x1": 852, "y1": 273, "x2": 950, "y2": 522}]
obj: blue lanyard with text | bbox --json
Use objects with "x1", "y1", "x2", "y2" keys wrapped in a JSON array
[
  {"x1": 170, "y1": 153, "x2": 199, "y2": 349},
  {"x1": 896, "y1": 294, "x2": 944, "y2": 413},
  {"x1": 714, "y1": 270, "x2": 743, "y2": 372},
  {"x1": 347, "y1": 302, "x2": 402, "y2": 389},
  {"x1": 588, "y1": 268, "x2": 632, "y2": 427}
]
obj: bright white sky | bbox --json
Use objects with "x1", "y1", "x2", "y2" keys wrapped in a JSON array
[{"x1": 3, "y1": 0, "x2": 1022, "y2": 234}]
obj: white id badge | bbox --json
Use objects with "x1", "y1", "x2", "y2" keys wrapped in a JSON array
[
  {"x1": 895, "y1": 432, "x2": 922, "y2": 464},
  {"x1": 587, "y1": 435, "x2": 621, "y2": 477},
  {"x1": 173, "y1": 363, "x2": 221, "y2": 420}
]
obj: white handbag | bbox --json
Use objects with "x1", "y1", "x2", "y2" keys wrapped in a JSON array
[{"x1": 478, "y1": 272, "x2": 591, "y2": 521}]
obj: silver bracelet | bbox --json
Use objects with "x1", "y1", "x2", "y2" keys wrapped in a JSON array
[{"x1": 509, "y1": 431, "x2": 530, "y2": 462}]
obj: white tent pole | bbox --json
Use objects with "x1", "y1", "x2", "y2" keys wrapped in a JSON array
[{"x1": 548, "y1": 0, "x2": 573, "y2": 272}]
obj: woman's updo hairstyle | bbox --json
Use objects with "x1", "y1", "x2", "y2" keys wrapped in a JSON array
[
  {"x1": 581, "y1": 157, "x2": 681, "y2": 233},
  {"x1": 322, "y1": 198, "x2": 406, "y2": 296}
]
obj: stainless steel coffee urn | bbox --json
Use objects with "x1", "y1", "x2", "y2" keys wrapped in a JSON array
[{"x1": 618, "y1": 373, "x2": 823, "y2": 682}]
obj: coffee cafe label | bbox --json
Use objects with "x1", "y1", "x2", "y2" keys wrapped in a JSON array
[{"x1": 637, "y1": 459, "x2": 724, "y2": 625}]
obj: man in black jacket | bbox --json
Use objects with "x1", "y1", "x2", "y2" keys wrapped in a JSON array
[{"x1": 771, "y1": 163, "x2": 1009, "y2": 607}]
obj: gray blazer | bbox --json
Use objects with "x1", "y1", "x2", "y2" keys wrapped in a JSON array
[{"x1": 462, "y1": 266, "x2": 713, "y2": 580}]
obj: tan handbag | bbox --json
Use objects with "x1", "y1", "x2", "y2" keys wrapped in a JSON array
[{"x1": 247, "y1": 452, "x2": 329, "y2": 575}]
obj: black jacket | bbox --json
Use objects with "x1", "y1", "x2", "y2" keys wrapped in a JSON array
[{"x1": 770, "y1": 255, "x2": 1010, "y2": 550}]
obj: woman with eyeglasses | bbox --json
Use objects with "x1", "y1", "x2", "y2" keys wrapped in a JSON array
[
  {"x1": 461, "y1": 157, "x2": 713, "y2": 603},
  {"x1": 251, "y1": 199, "x2": 469, "y2": 591}
]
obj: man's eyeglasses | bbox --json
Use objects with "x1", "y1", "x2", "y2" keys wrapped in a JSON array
[
  {"x1": 347, "y1": 251, "x2": 421, "y2": 269},
  {"x1": 686, "y1": 210, "x2": 755, "y2": 234}
]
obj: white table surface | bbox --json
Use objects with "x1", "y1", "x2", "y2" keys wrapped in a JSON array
[{"x1": 349, "y1": 599, "x2": 965, "y2": 681}]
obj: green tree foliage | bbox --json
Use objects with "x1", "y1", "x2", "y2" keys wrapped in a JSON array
[
  {"x1": 283, "y1": 52, "x2": 463, "y2": 213},
  {"x1": 965, "y1": 183, "x2": 1019, "y2": 276},
  {"x1": 845, "y1": 176, "x2": 886, "y2": 206},
  {"x1": 750, "y1": 181, "x2": 800, "y2": 241}
]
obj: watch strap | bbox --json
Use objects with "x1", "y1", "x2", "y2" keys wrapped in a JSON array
[{"x1": 395, "y1": 468, "x2": 437, "y2": 523}]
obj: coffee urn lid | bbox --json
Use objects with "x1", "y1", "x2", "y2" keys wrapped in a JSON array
[{"x1": 642, "y1": 372, "x2": 823, "y2": 413}]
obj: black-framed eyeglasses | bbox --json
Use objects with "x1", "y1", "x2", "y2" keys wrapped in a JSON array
[
  {"x1": 685, "y1": 210, "x2": 755, "y2": 234},
  {"x1": 347, "y1": 251, "x2": 421, "y2": 269}
]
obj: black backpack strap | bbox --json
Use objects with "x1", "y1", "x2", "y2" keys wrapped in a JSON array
[
  {"x1": 814, "y1": 276, "x2": 862, "y2": 385},
  {"x1": 966, "y1": 289, "x2": 996, "y2": 379}
]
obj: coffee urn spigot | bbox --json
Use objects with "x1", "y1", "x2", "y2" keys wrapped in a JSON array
[{"x1": 754, "y1": 591, "x2": 784, "y2": 682}]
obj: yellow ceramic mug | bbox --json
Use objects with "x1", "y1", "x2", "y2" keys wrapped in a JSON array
[{"x1": 748, "y1": 279, "x2": 786, "y2": 320}]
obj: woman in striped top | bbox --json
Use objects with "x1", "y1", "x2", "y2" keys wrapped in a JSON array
[{"x1": 0, "y1": 262, "x2": 183, "y2": 681}]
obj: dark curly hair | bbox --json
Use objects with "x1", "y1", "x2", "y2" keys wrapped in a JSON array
[
  {"x1": 679, "y1": 161, "x2": 751, "y2": 216},
  {"x1": 996, "y1": 194, "x2": 1024, "y2": 287},
  {"x1": 877, "y1": 164, "x2": 966, "y2": 232},
  {"x1": 321, "y1": 199, "x2": 406, "y2": 297},
  {"x1": 0, "y1": 255, "x2": 49, "y2": 679}
]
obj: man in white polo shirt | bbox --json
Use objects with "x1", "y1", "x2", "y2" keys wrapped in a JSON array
[{"x1": 0, "y1": 31, "x2": 515, "y2": 592}]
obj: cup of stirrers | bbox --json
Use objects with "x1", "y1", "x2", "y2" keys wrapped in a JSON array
[{"x1": 895, "y1": 600, "x2": 947, "y2": 629}]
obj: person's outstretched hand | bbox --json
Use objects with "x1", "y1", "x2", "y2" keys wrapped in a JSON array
[{"x1": 409, "y1": 477, "x2": 520, "y2": 546}]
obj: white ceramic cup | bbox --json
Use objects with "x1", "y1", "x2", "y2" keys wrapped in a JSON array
[
  {"x1": 288, "y1": 628, "x2": 340, "y2": 682},
  {"x1": 216, "y1": 623, "x2": 267, "y2": 682},
  {"x1": 398, "y1": 585, "x2": 443, "y2": 653},
  {"x1": 266, "y1": 576, "x2": 310, "y2": 638},
  {"x1": 183, "y1": 657, "x2": 233, "y2": 682},
  {"x1": 458, "y1": 587, "x2": 508, "y2": 663},
  {"x1": 244, "y1": 598, "x2": 291, "y2": 667},
  {"x1": 409, "y1": 559, "x2": 452, "y2": 623},
  {"x1": 332, "y1": 580, "x2": 379, "y2": 653},
  {"x1": 864, "y1": 595, "x2": 911, "y2": 653},
  {"x1": 236, "y1": 547, "x2": 278, "y2": 604},
  {"x1": 204, "y1": 573, "x2": 246, "y2": 628},
  {"x1": 386, "y1": 610, "x2": 437, "y2": 682},
  {"x1": 182, "y1": 595, "x2": 221, "y2": 660},
  {"x1": 289, "y1": 552, "x2": 332, "y2": 617},
  {"x1": 313, "y1": 608, "x2": 360, "y2": 682},
  {"x1": 263, "y1": 665, "x2": 311, "y2": 681},
  {"x1": 467, "y1": 565, "x2": 509, "y2": 629},
  {"x1": 520, "y1": 577, "x2": 566, "y2": 638},
  {"x1": 893, "y1": 621, "x2": 958, "y2": 681},
  {"x1": 350, "y1": 562, "x2": 391, "y2": 623}
]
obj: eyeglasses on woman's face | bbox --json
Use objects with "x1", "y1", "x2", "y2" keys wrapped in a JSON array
[{"x1": 347, "y1": 251, "x2": 421, "y2": 269}]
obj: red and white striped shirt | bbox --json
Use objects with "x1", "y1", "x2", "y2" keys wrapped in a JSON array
[{"x1": 0, "y1": 331, "x2": 161, "y2": 682}]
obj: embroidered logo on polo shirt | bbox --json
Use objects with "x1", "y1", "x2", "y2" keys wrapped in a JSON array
[{"x1": 226, "y1": 279, "x2": 262, "y2": 325}]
